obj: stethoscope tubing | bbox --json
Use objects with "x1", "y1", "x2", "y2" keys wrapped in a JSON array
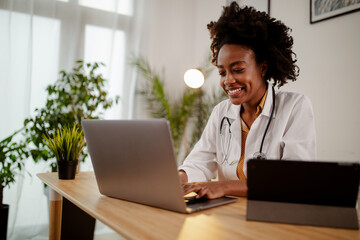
[
  {"x1": 219, "y1": 86, "x2": 276, "y2": 163},
  {"x1": 258, "y1": 86, "x2": 276, "y2": 154}
]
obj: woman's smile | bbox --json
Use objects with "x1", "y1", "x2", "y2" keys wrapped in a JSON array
[{"x1": 226, "y1": 87, "x2": 244, "y2": 97}]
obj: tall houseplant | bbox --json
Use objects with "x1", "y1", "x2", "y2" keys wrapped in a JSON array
[
  {"x1": 24, "y1": 61, "x2": 119, "y2": 171},
  {"x1": 0, "y1": 129, "x2": 29, "y2": 240},
  {"x1": 132, "y1": 56, "x2": 226, "y2": 161}
]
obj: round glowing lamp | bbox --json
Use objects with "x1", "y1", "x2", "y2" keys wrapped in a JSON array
[{"x1": 184, "y1": 69, "x2": 204, "y2": 89}]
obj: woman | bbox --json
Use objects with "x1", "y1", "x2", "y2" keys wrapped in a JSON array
[{"x1": 179, "y1": 2, "x2": 316, "y2": 199}]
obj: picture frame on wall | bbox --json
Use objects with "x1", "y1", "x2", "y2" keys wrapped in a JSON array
[
  {"x1": 310, "y1": 0, "x2": 360, "y2": 24},
  {"x1": 231, "y1": 0, "x2": 271, "y2": 15}
]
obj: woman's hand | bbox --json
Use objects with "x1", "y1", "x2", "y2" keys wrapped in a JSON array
[
  {"x1": 182, "y1": 182, "x2": 226, "y2": 199},
  {"x1": 182, "y1": 180, "x2": 248, "y2": 199}
]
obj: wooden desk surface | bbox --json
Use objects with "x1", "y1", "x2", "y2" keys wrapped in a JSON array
[{"x1": 38, "y1": 172, "x2": 360, "y2": 240}]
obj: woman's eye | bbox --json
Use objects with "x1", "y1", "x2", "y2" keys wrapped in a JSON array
[
  {"x1": 233, "y1": 68, "x2": 244, "y2": 73},
  {"x1": 218, "y1": 71, "x2": 226, "y2": 76}
]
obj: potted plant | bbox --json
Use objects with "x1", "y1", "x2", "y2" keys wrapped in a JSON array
[
  {"x1": 0, "y1": 129, "x2": 29, "y2": 240},
  {"x1": 43, "y1": 125, "x2": 85, "y2": 180},
  {"x1": 24, "y1": 60, "x2": 119, "y2": 172},
  {"x1": 132, "y1": 56, "x2": 226, "y2": 162}
]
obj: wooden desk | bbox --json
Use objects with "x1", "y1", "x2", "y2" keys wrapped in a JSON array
[{"x1": 38, "y1": 172, "x2": 360, "y2": 240}]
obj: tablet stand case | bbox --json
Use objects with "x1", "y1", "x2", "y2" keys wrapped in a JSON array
[
  {"x1": 247, "y1": 200, "x2": 358, "y2": 229},
  {"x1": 246, "y1": 159, "x2": 360, "y2": 229}
]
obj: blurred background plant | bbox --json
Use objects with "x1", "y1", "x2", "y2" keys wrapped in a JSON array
[
  {"x1": 24, "y1": 61, "x2": 119, "y2": 171},
  {"x1": 132, "y1": 56, "x2": 226, "y2": 163},
  {"x1": 0, "y1": 128, "x2": 29, "y2": 208}
]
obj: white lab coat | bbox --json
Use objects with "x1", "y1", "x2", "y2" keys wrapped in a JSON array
[{"x1": 179, "y1": 84, "x2": 317, "y2": 182}]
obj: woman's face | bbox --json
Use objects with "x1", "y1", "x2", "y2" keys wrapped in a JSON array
[{"x1": 217, "y1": 44, "x2": 267, "y2": 106}]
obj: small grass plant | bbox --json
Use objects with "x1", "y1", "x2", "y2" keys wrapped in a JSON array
[{"x1": 43, "y1": 125, "x2": 85, "y2": 162}]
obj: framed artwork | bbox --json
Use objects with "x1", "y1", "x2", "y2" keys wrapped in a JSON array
[
  {"x1": 232, "y1": 0, "x2": 271, "y2": 14},
  {"x1": 310, "y1": 0, "x2": 360, "y2": 24}
]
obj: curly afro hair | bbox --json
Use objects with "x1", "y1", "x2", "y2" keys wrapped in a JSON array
[{"x1": 207, "y1": 1, "x2": 299, "y2": 87}]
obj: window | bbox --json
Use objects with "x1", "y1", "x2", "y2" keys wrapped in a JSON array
[
  {"x1": 0, "y1": 1, "x2": 138, "y2": 237},
  {"x1": 0, "y1": 0, "x2": 133, "y2": 124}
]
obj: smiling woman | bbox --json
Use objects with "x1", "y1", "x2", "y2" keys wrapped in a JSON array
[{"x1": 178, "y1": 1, "x2": 316, "y2": 199}]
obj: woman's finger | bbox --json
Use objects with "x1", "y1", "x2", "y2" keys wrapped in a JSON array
[{"x1": 182, "y1": 183, "x2": 200, "y2": 195}]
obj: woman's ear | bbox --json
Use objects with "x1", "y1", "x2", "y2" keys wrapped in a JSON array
[{"x1": 261, "y1": 62, "x2": 268, "y2": 78}]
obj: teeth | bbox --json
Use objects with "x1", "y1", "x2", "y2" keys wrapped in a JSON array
[{"x1": 228, "y1": 88, "x2": 242, "y2": 94}]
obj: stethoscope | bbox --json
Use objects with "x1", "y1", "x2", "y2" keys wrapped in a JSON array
[{"x1": 219, "y1": 86, "x2": 276, "y2": 165}]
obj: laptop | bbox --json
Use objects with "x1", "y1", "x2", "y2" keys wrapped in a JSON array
[
  {"x1": 246, "y1": 159, "x2": 360, "y2": 229},
  {"x1": 82, "y1": 119, "x2": 237, "y2": 213}
]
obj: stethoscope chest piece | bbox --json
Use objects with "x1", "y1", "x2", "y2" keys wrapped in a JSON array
[{"x1": 253, "y1": 152, "x2": 266, "y2": 159}]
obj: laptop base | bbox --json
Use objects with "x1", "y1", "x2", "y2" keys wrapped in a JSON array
[{"x1": 186, "y1": 196, "x2": 238, "y2": 213}]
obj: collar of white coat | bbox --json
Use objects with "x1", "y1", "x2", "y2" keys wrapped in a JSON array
[{"x1": 223, "y1": 83, "x2": 276, "y2": 120}]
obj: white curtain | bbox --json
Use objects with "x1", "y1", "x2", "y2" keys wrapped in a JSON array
[{"x1": 0, "y1": 0, "x2": 144, "y2": 239}]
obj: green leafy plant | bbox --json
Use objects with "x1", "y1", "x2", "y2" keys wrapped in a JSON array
[
  {"x1": 188, "y1": 89, "x2": 227, "y2": 149},
  {"x1": 43, "y1": 125, "x2": 85, "y2": 162},
  {"x1": 132, "y1": 56, "x2": 226, "y2": 160},
  {"x1": 24, "y1": 60, "x2": 119, "y2": 171},
  {"x1": 0, "y1": 129, "x2": 29, "y2": 208}
]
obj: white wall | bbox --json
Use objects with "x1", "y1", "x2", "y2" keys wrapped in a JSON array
[
  {"x1": 271, "y1": 0, "x2": 360, "y2": 161},
  {"x1": 134, "y1": 0, "x2": 226, "y2": 119},
  {"x1": 135, "y1": 0, "x2": 360, "y2": 162}
]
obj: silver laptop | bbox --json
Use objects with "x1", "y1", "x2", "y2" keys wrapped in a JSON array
[{"x1": 82, "y1": 119, "x2": 237, "y2": 213}]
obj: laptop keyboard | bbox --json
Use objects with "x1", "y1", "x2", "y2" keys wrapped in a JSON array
[{"x1": 185, "y1": 195, "x2": 209, "y2": 205}]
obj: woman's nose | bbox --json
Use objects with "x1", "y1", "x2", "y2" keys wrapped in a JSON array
[{"x1": 224, "y1": 73, "x2": 235, "y2": 85}]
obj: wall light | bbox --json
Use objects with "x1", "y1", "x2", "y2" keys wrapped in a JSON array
[{"x1": 184, "y1": 69, "x2": 204, "y2": 89}]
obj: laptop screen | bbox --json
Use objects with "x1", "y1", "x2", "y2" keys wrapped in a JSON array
[{"x1": 247, "y1": 159, "x2": 360, "y2": 207}]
